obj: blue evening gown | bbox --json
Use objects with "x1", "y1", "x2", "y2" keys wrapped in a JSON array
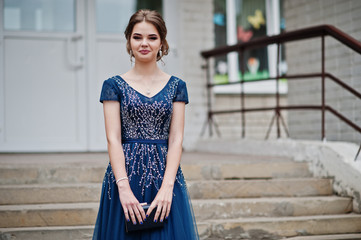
[{"x1": 93, "y1": 75, "x2": 199, "y2": 240}]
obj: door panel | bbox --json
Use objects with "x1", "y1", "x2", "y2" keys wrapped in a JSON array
[
  {"x1": 5, "y1": 38, "x2": 77, "y2": 142},
  {"x1": 0, "y1": 0, "x2": 86, "y2": 152}
]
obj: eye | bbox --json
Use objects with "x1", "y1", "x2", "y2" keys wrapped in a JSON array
[
  {"x1": 149, "y1": 37, "x2": 158, "y2": 40},
  {"x1": 132, "y1": 36, "x2": 141, "y2": 40}
]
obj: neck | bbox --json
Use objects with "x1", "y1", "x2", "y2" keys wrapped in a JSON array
[{"x1": 133, "y1": 61, "x2": 159, "y2": 77}]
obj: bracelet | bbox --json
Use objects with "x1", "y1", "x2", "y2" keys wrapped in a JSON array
[{"x1": 116, "y1": 177, "x2": 128, "y2": 184}]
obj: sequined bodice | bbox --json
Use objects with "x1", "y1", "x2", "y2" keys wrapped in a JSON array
[
  {"x1": 114, "y1": 75, "x2": 175, "y2": 140},
  {"x1": 99, "y1": 75, "x2": 189, "y2": 197},
  {"x1": 100, "y1": 75, "x2": 189, "y2": 140}
]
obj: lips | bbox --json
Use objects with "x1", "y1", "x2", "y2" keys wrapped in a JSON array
[{"x1": 139, "y1": 50, "x2": 150, "y2": 54}]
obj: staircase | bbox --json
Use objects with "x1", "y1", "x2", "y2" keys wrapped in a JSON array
[{"x1": 0, "y1": 152, "x2": 360, "y2": 240}]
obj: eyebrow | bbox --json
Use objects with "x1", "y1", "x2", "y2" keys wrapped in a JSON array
[{"x1": 132, "y1": 33, "x2": 158, "y2": 37}]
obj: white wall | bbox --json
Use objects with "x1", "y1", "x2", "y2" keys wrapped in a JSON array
[{"x1": 178, "y1": 0, "x2": 214, "y2": 150}]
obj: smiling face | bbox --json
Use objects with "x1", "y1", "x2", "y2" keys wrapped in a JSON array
[
  {"x1": 130, "y1": 21, "x2": 162, "y2": 63},
  {"x1": 124, "y1": 10, "x2": 169, "y2": 62}
]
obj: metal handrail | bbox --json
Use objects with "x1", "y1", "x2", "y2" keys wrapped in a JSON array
[
  {"x1": 201, "y1": 25, "x2": 361, "y2": 58},
  {"x1": 200, "y1": 25, "x2": 361, "y2": 160}
]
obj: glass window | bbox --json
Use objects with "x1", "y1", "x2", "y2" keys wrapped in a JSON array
[
  {"x1": 237, "y1": 0, "x2": 268, "y2": 81},
  {"x1": 213, "y1": 0, "x2": 228, "y2": 84},
  {"x1": 4, "y1": 0, "x2": 75, "y2": 32},
  {"x1": 96, "y1": 0, "x2": 162, "y2": 33},
  {"x1": 214, "y1": 0, "x2": 269, "y2": 84}
]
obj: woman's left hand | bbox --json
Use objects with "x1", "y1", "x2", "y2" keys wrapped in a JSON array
[{"x1": 147, "y1": 182, "x2": 174, "y2": 223}]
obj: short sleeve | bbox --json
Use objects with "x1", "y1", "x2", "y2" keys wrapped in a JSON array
[
  {"x1": 173, "y1": 80, "x2": 189, "y2": 104},
  {"x1": 99, "y1": 79, "x2": 119, "y2": 103}
]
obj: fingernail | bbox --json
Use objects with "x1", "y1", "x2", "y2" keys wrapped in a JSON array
[
  {"x1": 165, "y1": 216, "x2": 168, "y2": 220},
  {"x1": 160, "y1": 219, "x2": 163, "y2": 223},
  {"x1": 146, "y1": 214, "x2": 149, "y2": 218},
  {"x1": 127, "y1": 219, "x2": 130, "y2": 222},
  {"x1": 140, "y1": 221, "x2": 143, "y2": 225},
  {"x1": 154, "y1": 219, "x2": 157, "y2": 223},
  {"x1": 133, "y1": 222, "x2": 136, "y2": 225}
]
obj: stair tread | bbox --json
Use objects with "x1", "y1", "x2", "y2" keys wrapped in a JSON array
[
  {"x1": 192, "y1": 196, "x2": 352, "y2": 203},
  {"x1": 286, "y1": 233, "x2": 361, "y2": 240},
  {"x1": 0, "y1": 152, "x2": 293, "y2": 166},
  {"x1": 0, "y1": 196, "x2": 351, "y2": 211},
  {"x1": 0, "y1": 178, "x2": 330, "y2": 188},
  {"x1": 1, "y1": 214, "x2": 360, "y2": 227},
  {"x1": 189, "y1": 178, "x2": 331, "y2": 182},
  {"x1": 200, "y1": 213, "x2": 361, "y2": 223},
  {"x1": 0, "y1": 225, "x2": 94, "y2": 232},
  {"x1": 0, "y1": 183, "x2": 101, "y2": 188},
  {"x1": 0, "y1": 202, "x2": 99, "y2": 211}
]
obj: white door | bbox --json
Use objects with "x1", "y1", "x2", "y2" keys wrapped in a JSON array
[
  {"x1": 0, "y1": 0, "x2": 87, "y2": 152},
  {"x1": 0, "y1": 0, "x2": 180, "y2": 152},
  {"x1": 88, "y1": 0, "x2": 181, "y2": 151}
]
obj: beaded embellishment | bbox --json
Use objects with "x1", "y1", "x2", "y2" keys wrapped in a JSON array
[{"x1": 101, "y1": 75, "x2": 188, "y2": 199}]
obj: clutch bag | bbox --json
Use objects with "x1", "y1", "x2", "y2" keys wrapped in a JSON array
[{"x1": 125, "y1": 203, "x2": 167, "y2": 233}]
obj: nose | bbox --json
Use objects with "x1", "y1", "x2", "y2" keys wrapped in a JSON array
[{"x1": 141, "y1": 38, "x2": 148, "y2": 46}]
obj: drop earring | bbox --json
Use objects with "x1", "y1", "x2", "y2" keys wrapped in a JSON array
[{"x1": 130, "y1": 50, "x2": 134, "y2": 64}]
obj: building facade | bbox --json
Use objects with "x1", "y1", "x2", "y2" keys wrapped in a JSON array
[
  {"x1": 284, "y1": 0, "x2": 361, "y2": 143},
  {"x1": 0, "y1": 0, "x2": 213, "y2": 152},
  {"x1": 1, "y1": 0, "x2": 359, "y2": 153}
]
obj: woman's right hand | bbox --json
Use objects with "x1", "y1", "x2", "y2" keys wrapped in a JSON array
[{"x1": 117, "y1": 181, "x2": 146, "y2": 225}]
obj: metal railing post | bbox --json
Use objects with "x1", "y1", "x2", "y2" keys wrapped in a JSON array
[
  {"x1": 322, "y1": 35, "x2": 326, "y2": 141},
  {"x1": 206, "y1": 59, "x2": 213, "y2": 136},
  {"x1": 276, "y1": 43, "x2": 281, "y2": 138},
  {"x1": 240, "y1": 48, "x2": 246, "y2": 138}
]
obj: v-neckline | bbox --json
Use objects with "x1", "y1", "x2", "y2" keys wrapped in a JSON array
[{"x1": 117, "y1": 75, "x2": 173, "y2": 99}]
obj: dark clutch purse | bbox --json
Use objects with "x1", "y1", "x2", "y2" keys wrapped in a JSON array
[{"x1": 125, "y1": 203, "x2": 167, "y2": 233}]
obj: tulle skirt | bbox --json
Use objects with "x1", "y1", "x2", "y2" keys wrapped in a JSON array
[{"x1": 92, "y1": 143, "x2": 199, "y2": 240}]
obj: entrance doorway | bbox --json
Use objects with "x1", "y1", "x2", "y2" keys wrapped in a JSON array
[{"x1": 0, "y1": 0, "x2": 179, "y2": 152}]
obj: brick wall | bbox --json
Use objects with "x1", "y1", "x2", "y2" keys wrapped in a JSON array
[
  {"x1": 284, "y1": 0, "x2": 361, "y2": 142},
  {"x1": 178, "y1": 0, "x2": 214, "y2": 150},
  {"x1": 213, "y1": 94, "x2": 288, "y2": 140}
]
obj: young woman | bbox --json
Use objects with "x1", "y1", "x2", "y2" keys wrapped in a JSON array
[{"x1": 92, "y1": 9, "x2": 199, "y2": 239}]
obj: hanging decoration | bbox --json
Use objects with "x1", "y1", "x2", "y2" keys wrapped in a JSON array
[{"x1": 247, "y1": 9, "x2": 265, "y2": 30}]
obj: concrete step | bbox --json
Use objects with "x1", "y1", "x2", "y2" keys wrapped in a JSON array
[
  {"x1": 0, "y1": 177, "x2": 332, "y2": 205},
  {"x1": 286, "y1": 233, "x2": 361, "y2": 239},
  {"x1": 0, "y1": 165, "x2": 106, "y2": 185},
  {"x1": 0, "y1": 161, "x2": 311, "y2": 186},
  {"x1": 0, "y1": 196, "x2": 352, "y2": 228},
  {"x1": 181, "y1": 153, "x2": 311, "y2": 180},
  {"x1": 192, "y1": 196, "x2": 352, "y2": 221},
  {"x1": 1, "y1": 215, "x2": 360, "y2": 240},
  {"x1": 0, "y1": 226, "x2": 94, "y2": 240},
  {"x1": 0, "y1": 183, "x2": 102, "y2": 205},
  {"x1": 188, "y1": 178, "x2": 333, "y2": 199},
  {"x1": 0, "y1": 152, "x2": 311, "y2": 185},
  {"x1": 0, "y1": 203, "x2": 98, "y2": 228},
  {"x1": 199, "y1": 214, "x2": 361, "y2": 240}
]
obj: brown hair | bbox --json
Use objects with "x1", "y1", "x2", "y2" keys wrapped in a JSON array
[{"x1": 124, "y1": 9, "x2": 169, "y2": 61}]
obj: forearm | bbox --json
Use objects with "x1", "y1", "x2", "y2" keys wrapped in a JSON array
[{"x1": 107, "y1": 140, "x2": 128, "y2": 183}]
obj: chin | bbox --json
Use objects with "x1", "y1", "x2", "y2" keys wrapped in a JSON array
[{"x1": 135, "y1": 55, "x2": 157, "y2": 63}]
